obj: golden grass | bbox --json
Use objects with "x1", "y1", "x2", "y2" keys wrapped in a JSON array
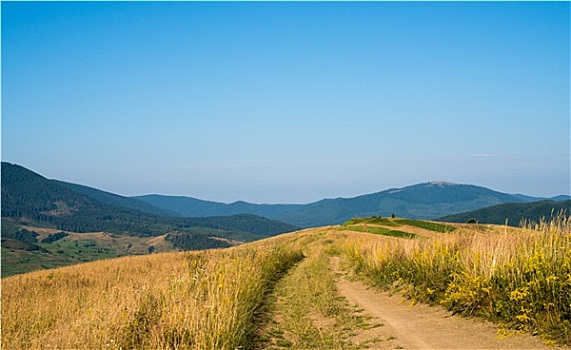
[
  {"x1": 340, "y1": 217, "x2": 571, "y2": 345},
  {"x1": 2, "y1": 242, "x2": 303, "y2": 349},
  {"x1": 3, "y1": 216, "x2": 570, "y2": 348}
]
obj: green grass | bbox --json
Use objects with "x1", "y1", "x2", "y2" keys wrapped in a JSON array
[
  {"x1": 339, "y1": 225, "x2": 417, "y2": 239},
  {"x1": 343, "y1": 217, "x2": 400, "y2": 227},
  {"x1": 394, "y1": 219, "x2": 456, "y2": 233},
  {"x1": 260, "y1": 248, "x2": 381, "y2": 349},
  {"x1": 1, "y1": 237, "x2": 119, "y2": 277},
  {"x1": 342, "y1": 216, "x2": 455, "y2": 234}
]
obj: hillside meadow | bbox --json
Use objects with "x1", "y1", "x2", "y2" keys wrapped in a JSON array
[
  {"x1": 2, "y1": 216, "x2": 570, "y2": 349},
  {"x1": 0, "y1": 225, "x2": 246, "y2": 278}
]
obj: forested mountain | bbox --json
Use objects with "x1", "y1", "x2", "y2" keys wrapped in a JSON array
[
  {"x1": 1, "y1": 162, "x2": 298, "y2": 237},
  {"x1": 4, "y1": 161, "x2": 567, "y2": 231},
  {"x1": 134, "y1": 194, "x2": 228, "y2": 217},
  {"x1": 439, "y1": 200, "x2": 571, "y2": 226},
  {"x1": 135, "y1": 182, "x2": 554, "y2": 227},
  {"x1": 54, "y1": 180, "x2": 179, "y2": 217}
]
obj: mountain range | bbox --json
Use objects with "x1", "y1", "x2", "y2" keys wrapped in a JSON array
[
  {"x1": 1, "y1": 162, "x2": 298, "y2": 239},
  {"x1": 3, "y1": 162, "x2": 569, "y2": 230},
  {"x1": 5, "y1": 161, "x2": 567, "y2": 277},
  {"x1": 134, "y1": 182, "x2": 568, "y2": 227}
]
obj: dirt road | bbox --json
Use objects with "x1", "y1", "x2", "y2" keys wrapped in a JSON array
[{"x1": 331, "y1": 257, "x2": 562, "y2": 350}]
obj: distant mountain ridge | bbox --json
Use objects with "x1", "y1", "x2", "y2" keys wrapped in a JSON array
[
  {"x1": 1, "y1": 162, "x2": 298, "y2": 237},
  {"x1": 3, "y1": 162, "x2": 568, "y2": 277},
  {"x1": 439, "y1": 200, "x2": 571, "y2": 226},
  {"x1": 4, "y1": 162, "x2": 568, "y2": 230},
  {"x1": 53, "y1": 180, "x2": 180, "y2": 217},
  {"x1": 134, "y1": 195, "x2": 301, "y2": 218},
  {"x1": 134, "y1": 181, "x2": 568, "y2": 228}
]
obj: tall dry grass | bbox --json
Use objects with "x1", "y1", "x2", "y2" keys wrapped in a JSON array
[
  {"x1": 2, "y1": 243, "x2": 303, "y2": 349},
  {"x1": 341, "y1": 216, "x2": 571, "y2": 345}
]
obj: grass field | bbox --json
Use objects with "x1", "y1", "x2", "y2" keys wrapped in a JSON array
[
  {"x1": 2, "y1": 241, "x2": 303, "y2": 349},
  {"x1": 338, "y1": 224, "x2": 418, "y2": 238},
  {"x1": 2, "y1": 215, "x2": 570, "y2": 348}
]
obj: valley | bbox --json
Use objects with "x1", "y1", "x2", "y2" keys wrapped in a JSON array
[{"x1": 1, "y1": 225, "x2": 214, "y2": 277}]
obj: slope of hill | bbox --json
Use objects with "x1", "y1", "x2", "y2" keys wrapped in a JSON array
[
  {"x1": 439, "y1": 200, "x2": 571, "y2": 225},
  {"x1": 550, "y1": 195, "x2": 571, "y2": 201},
  {"x1": 2, "y1": 162, "x2": 115, "y2": 229},
  {"x1": 133, "y1": 194, "x2": 228, "y2": 217},
  {"x1": 53, "y1": 180, "x2": 179, "y2": 217},
  {"x1": 135, "y1": 182, "x2": 548, "y2": 227}
]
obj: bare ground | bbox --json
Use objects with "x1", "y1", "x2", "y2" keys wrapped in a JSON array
[{"x1": 331, "y1": 257, "x2": 566, "y2": 350}]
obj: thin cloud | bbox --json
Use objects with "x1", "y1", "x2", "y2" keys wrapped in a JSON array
[{"x1": 470, "y1": 154, "x2": 502, "y2": 159}]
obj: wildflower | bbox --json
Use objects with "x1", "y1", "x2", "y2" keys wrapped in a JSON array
[
  {"x1": 546, "y1": 275, "x2": 558, "y2": 283},
  {"x1": 510, "y1": 288, "x2": 528, "y2": 301}
]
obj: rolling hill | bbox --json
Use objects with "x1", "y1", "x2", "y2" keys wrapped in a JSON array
[
  {"x1": 135, "y1": 182, "x2": 557, "y2": 227},
  {"x1": 439, "y1": 199, "x2": 571, "y2": 226},
  {"x1": 4, "y1": 161, "x2": 568, "y2": 231}
]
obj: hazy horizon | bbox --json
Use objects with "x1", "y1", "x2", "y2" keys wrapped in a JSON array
[
  {"x1": 3, "y1": 2, "x2": 569, "y2": 203},
  {"x1": 4, "y1": 160, "x2": 569, "y2": 206}
]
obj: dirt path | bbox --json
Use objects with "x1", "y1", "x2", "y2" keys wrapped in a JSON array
[{"x1": 331, "y1": 257, "x2": 563, "y2": 350}]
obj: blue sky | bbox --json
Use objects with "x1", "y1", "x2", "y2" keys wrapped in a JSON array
[{"x1": 2, "y1": 2, "x2": 570, "y2": 203}]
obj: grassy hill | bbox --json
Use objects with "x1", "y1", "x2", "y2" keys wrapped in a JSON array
[
  {"x1": 136, "y1": 182, "x2": 549, "y2": 227},
  {"x1": 3, "y1": 216, "x2": 569, "y2": 349},
  {"x1": 439, "y1": 200, "x2": 571, "y2": 226}
]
